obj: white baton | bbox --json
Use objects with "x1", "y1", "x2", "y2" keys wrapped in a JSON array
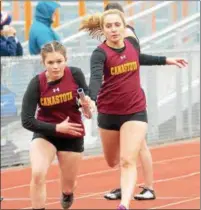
[{"x1": 77, "y1": 88, "x2": 92, "y2": 119}]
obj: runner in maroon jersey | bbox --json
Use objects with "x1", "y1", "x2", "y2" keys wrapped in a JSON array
[
  {"x1": 104, "y1": 2, "x2": 163, "y2": 201},
  {"x1": 80, "y1": 9, "x2": 187, "y2": 210},
  {"x1": 21, "y1": 41, "x2": 94, "y2": 210}
]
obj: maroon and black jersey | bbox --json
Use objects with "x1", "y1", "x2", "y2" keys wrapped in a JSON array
[
  {"x1": 37, "y1": 67, "x2": 85, "y2": 138},
  {"x1": 21, "y1": 66, "x2": 88, "y2": 138},
  {"x1": 88, "y1": 37, "x2": 166, "y2": 113},
  {"x1": 96, "y1": 39, "x2": 146, "y2": 115}
]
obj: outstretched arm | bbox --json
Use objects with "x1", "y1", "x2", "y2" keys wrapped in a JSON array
[{"x1": 126, "y1": 27, "x2": 188, "y2": 68}]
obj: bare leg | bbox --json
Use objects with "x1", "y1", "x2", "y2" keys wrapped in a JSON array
[
  {"x1": 57, "y1": 151, "x2": 83, "y2": 209},
  {"x1": 139, "y1": 139, "x2": 153, "y2": 189},
  {"x1": 99, "y1": 128, "x2": 120, "y2": 168},
  {"x1": 30, "y1": 138, "x2": 56, "y2": 208},
  {"x1": 119, "y1": 121, "x2": 148, "y2": 209},
  {"x1": 57, "y1": 151, "x2": 82, "y2": 194}
]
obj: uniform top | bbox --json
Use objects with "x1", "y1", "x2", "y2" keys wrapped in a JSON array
[
  {"x1": 21, "y1": 66, "x2": 88, "y2": 138},
  {"x1": 89, "y1": 37, "x2": 166, "y2": 115},
  {"x1": 97, "y1": 39, "x2": 145, "y2": 115}
]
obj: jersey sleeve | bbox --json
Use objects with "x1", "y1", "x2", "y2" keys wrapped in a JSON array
[
  {"x1": 70, "y1": 67, "x2": 89, "y2": 95},
  {"x1": 88, "y1": 47, "x2": 106, "y2": 101},
  {"x1": 21, "y1": 76, "x2": 57, "y2": 135},
  {"x1": 126, "y1": 37, "x2": 166, "y2": 66}
]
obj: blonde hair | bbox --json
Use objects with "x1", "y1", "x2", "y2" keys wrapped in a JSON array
[
  {"x1": 41, "y1": 41, "x2": 66, "y2": 61},
  {"x1": 79, "y1": 9, "x2": 126, "y2": 40}
]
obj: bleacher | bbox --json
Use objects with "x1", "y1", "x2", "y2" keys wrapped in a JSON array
[{"x1": 20, "y1": 1, "x2": 200, "y2": 54}]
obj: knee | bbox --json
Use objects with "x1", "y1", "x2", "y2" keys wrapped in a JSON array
[
  {"x1": 140, "y1": 146, "x2": 146, "y2": 153},
  {"x1": 31, "y1": 169, "x2": 47, "y2": 185},
  {"x1": 140, "y1": 144, "x2": 150, "y2": 154},
  {"x1": 120, "y1": 156, "x2": 137, "y2": 168}
]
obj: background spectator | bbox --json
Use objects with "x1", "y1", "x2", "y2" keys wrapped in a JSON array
[
  {"x1": 29, "y1": 1, "x2": 61, "y2": 55},
  {"x1": 0, "y1": 11, "x2": 23, "y2": 56}
]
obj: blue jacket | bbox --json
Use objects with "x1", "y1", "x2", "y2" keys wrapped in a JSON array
[
  {"x1": 0, "y1": 35, "x2": 23, "y2": 56},
  {"x1": 29, "y1": 1, "x2": 60, "y2": 55}
]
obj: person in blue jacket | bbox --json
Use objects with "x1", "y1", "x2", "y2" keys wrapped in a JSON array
[
  {"x1": 29, "y1": 1, "x2": 61, "y2": 55},
  {"x1": 0, "y1": 11, "x2": 23, "y2": 56}
]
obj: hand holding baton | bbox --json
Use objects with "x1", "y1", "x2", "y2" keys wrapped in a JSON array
[{"x1": 77, "y1": 88, "x2": 93, "y2": 119}]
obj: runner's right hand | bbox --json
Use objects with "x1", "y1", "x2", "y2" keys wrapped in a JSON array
[{"x1": 56, "y1": 117, "x2": 83, "y2": 136}]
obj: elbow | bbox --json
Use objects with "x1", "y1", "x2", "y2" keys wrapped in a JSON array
[
  {"x1": 21, "y1": 119, "x2": 35, "y2": 133},
  {"x1": 21, "y1": 118, "x2": 29, "y2": 130},
  {"x1": 21, "y1": 113, "x2": 33, "y2": 131}
]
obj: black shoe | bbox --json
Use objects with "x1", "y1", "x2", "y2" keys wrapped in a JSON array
[
  {"x1": 134, "y1": 186, "x2": 156, "y2": 200},
  {"x1": 61, "y1": 193, "x2": 74, "y2": 209},
  {"x1": 104, "y1": 188, "x2": 121, "y2": 200}
]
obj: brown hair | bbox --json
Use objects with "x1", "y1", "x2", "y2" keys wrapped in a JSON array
[
  {"x1": 40, "y1": 41, "x2": 66, "y2": 61},
  {"x1": 79, "y1": 9, "x2": 126, "y2": 40},
  {"x1": 104, "y1": 3, "x2": 124, "y2": 13}
]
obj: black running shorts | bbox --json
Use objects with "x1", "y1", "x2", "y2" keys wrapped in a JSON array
[
  {"x1": 98, "y1": 110, "x2": 148, "y2": 131},
  {"x1": 32, "y1": 133, "x2": 84, "y2": 153}
]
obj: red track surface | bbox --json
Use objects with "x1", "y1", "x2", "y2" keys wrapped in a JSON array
[{"x1": 1, "y1": 138, "x2": 200, "y2": 209}]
